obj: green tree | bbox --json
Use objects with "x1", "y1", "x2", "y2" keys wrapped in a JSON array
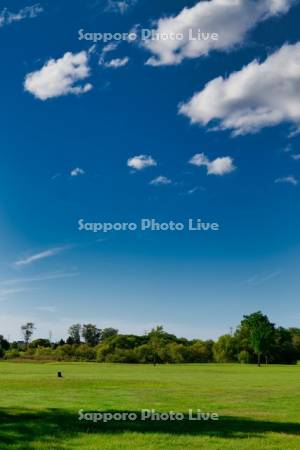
[
  {"x1": 289, "y1": 328, "x2": 300, "y2": 360},
  {"x1": 81, "y1": 324, "x2": 101, "y2": 346},
  {"x1": 68, "y1": 324, "x2": 82, "y2": 344},
  {"x1": 134, "y1": 344, "x2": 155, "y2": 364},
  {"x1": 189, "y1": 340, "x2": 214, "y2": 363},
  {"x1": 101, "y1": 328, "x2": 118, "y2": 341},
  {"x1": 0, "y1": 335, "x2": 10, "y2": 358},
  {"x1": 213, "y1": 334, "x2": 237, "y2": 362},
  {"x1": 164, "y1": 342, "x2": 187, "y2": 363},
  {"x1": 21, "y1": 322, "x2": 35, "y2": 346},
  {"x1": 75, "y1": 344, "x2": 96, "y2": 361},
  {"x1": 241, "y1": 312, "x2": 275, "y2": 366},
  {"x1": 148, "y1": 326, "x2": 166, "y2": 365},
  {"x1": 271, "y1": 327, "x2": 298, "y2": 364}
]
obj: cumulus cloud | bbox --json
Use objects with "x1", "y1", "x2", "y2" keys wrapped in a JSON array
[
  {"x1": 127, "y1": 155, "x2": 157, "y2": 170},
  {"x1": 70, "y1": 167, "x2": 85, "y2": 177},
  {"x1": 150, "y1": 176, "x2": 172, "y2": 185},
  {"x1": 189, "y1": 153, "x2": 235, "y2": 175},
  {"x1": 180, "y1": 43, "x2": 300, "y2": 136},
  {"x1": 15, "y1": 247, "x2": 67, "y2": 267},
  {"x1": 144, "y1": 0, "x2": 297, "y2": 66},
  {"x1": 24, "y1": 51, "x2": 93, "y2": 100},
  {"x1": 275, "y1": 175, "x2": 298, "y2": 185},
  {"x1": 291, "y1": 154, "x2": 300, "y2": 160},
  {"x1": 0, "y1": 4, "x2": 42, "y2": 27}
]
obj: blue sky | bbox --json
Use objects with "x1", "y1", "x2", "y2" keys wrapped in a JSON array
[{"x1": 1, "y1": 0, "x2": 300, "y2": 341}]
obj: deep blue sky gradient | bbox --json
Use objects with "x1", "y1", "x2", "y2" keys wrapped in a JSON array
[{"x1": 1, "y1": 0, "x2": 300, "y2": 340}]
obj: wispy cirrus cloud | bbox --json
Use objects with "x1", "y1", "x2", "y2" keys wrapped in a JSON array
[
  {"x1": 239, "y1": 271, "x2": 281, "y2": 287},
  {"x1": 14, "y1": 247, "x2": 68, "y2": 267},
  {"x1": 104, "y1": 57, "x2": 129, "y2": 68},
  {"x1": 291, "y1": 154, "x2": 300, "y2": 160},
  {"x1": 0, "y1": 4, "x2": 43, "y2": 28},
  {"x1": 0, "y1": 287, "x2": 30, "y2": 300},
  {"x1": 150, "y1": 175, "x2": 172, "y2": 186},
  {"x1": 275, "y1": 175, "x2": 298, "y2": 186},
  {"x1": 1, "y1": 271, "x2": 78, "y2": 285},
  {"x1": 105, "y1": 0, "x2": 137, "y2": 14}
]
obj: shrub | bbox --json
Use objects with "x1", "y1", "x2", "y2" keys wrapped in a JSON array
[{"x1": 4, "y1": 349, "x2": 20, "y2": 359}]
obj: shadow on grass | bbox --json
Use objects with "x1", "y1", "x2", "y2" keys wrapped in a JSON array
[{"x1": 0, "y1": 408, "x2": 299, "y2": 449}]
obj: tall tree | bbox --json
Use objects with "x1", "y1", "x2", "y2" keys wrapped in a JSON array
[
  {"x1": 148, "y1": 326, "x2": 166, "y2": 365},
  {"x1": 68, "y1": 324, "x2": 82, "y2": 344},
  {"x1": 0, "y1": 335, "x2": 10, "y2": 357},
  {"x1": 81, "y1": 324, "x2": 101, "y2": 346},
  {"x1": 213, "y1": 334, "x2": 237, "y2": 363},
  {"x1": 101, "y1": 328, "x2": 119, "y2": 341},
  {"x1": 241, "y1": 312, "x2": 275, "y2": 366},
  {"x1": 21, "y1": 322, "x2": 35, "y2": 346}
]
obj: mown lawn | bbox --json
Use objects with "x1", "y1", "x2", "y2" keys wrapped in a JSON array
[{"x1": 0, "y1": 362, "x2": 300, "y2": 449}]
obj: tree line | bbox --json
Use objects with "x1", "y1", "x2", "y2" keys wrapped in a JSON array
[{"x1": 1, "y1": 311, "x2": 300, "y2": 365}]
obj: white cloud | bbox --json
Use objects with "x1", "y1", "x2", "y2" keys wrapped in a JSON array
[
  {"x1": 283, "y1": 144, "x2": 293, "y2": 153},
  {"x1": 187, "y1": 187, "x2": 201, "y2": 195},
  {"x1": 15, "y1": 247, "x2": 67, "y2": 267},
  {"x1": 1, "y1": 271, "x2": 78, "y2": 286},
  {"x1": 291, "y1": 154, "x2": 300, "y2": 160},
  {"x1": 0, "y1": 288, "x2": 30, "y2": 300},
  {"x1": 99, "y1": 43, "x2": 119, "y2": 65},
  {"x1": 275, "y1": 175, "x2": 298, "y2": 185},
  {"x1": 127, "y1": 155, "x2": 157, "y2": 170},
  {"x1": 104, "y1": 57, "x2": 129, "y2": 68},
  {"x1": 24, "y1": 51, "x2": 92, "y2": 100},
  {"x1": 0, "y1": 4, "x2": 42, "y2": 27},
  {"x1": 180, "y1": 43, "x2": 300, "y2": 136},
  {"x1": 243, "y1": 271, "x2": 281, "y2": 286},
  {"x1": 70, "y1": 167, "x2": 85, "y2": 177},
  {"x1": 102, "y1": 43, "x2": 118, "y2": 53},
  {"x1": 150, "y1": 176, "x2": 172, "y2": 185},
  {"x1": 105, "y1": 0, "x2": 136, "y2": 14},
  {"x1": 144, "y1": 0, "x2": 297, "y2": 66},
  {"x1": 189, "y1": 153, "x2": 235, "y2": 175}
]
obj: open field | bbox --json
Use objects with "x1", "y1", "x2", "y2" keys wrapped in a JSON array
[{"x1": 0, "y1": 362, "x2": 300, "y2": 449}]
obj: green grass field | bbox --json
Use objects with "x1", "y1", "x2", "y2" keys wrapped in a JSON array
[{"x1": 0, "y1": 362, "x2": 300, "y2": 449}]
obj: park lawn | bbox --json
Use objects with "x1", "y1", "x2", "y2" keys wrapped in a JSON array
[{"x1": 0, "y1": 362, "x2": 300, "y2": 449}]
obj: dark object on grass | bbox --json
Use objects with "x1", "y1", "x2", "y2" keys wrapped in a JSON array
[{"x1": 57, "y1": 371, "x2": 63, "y2": 378}]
